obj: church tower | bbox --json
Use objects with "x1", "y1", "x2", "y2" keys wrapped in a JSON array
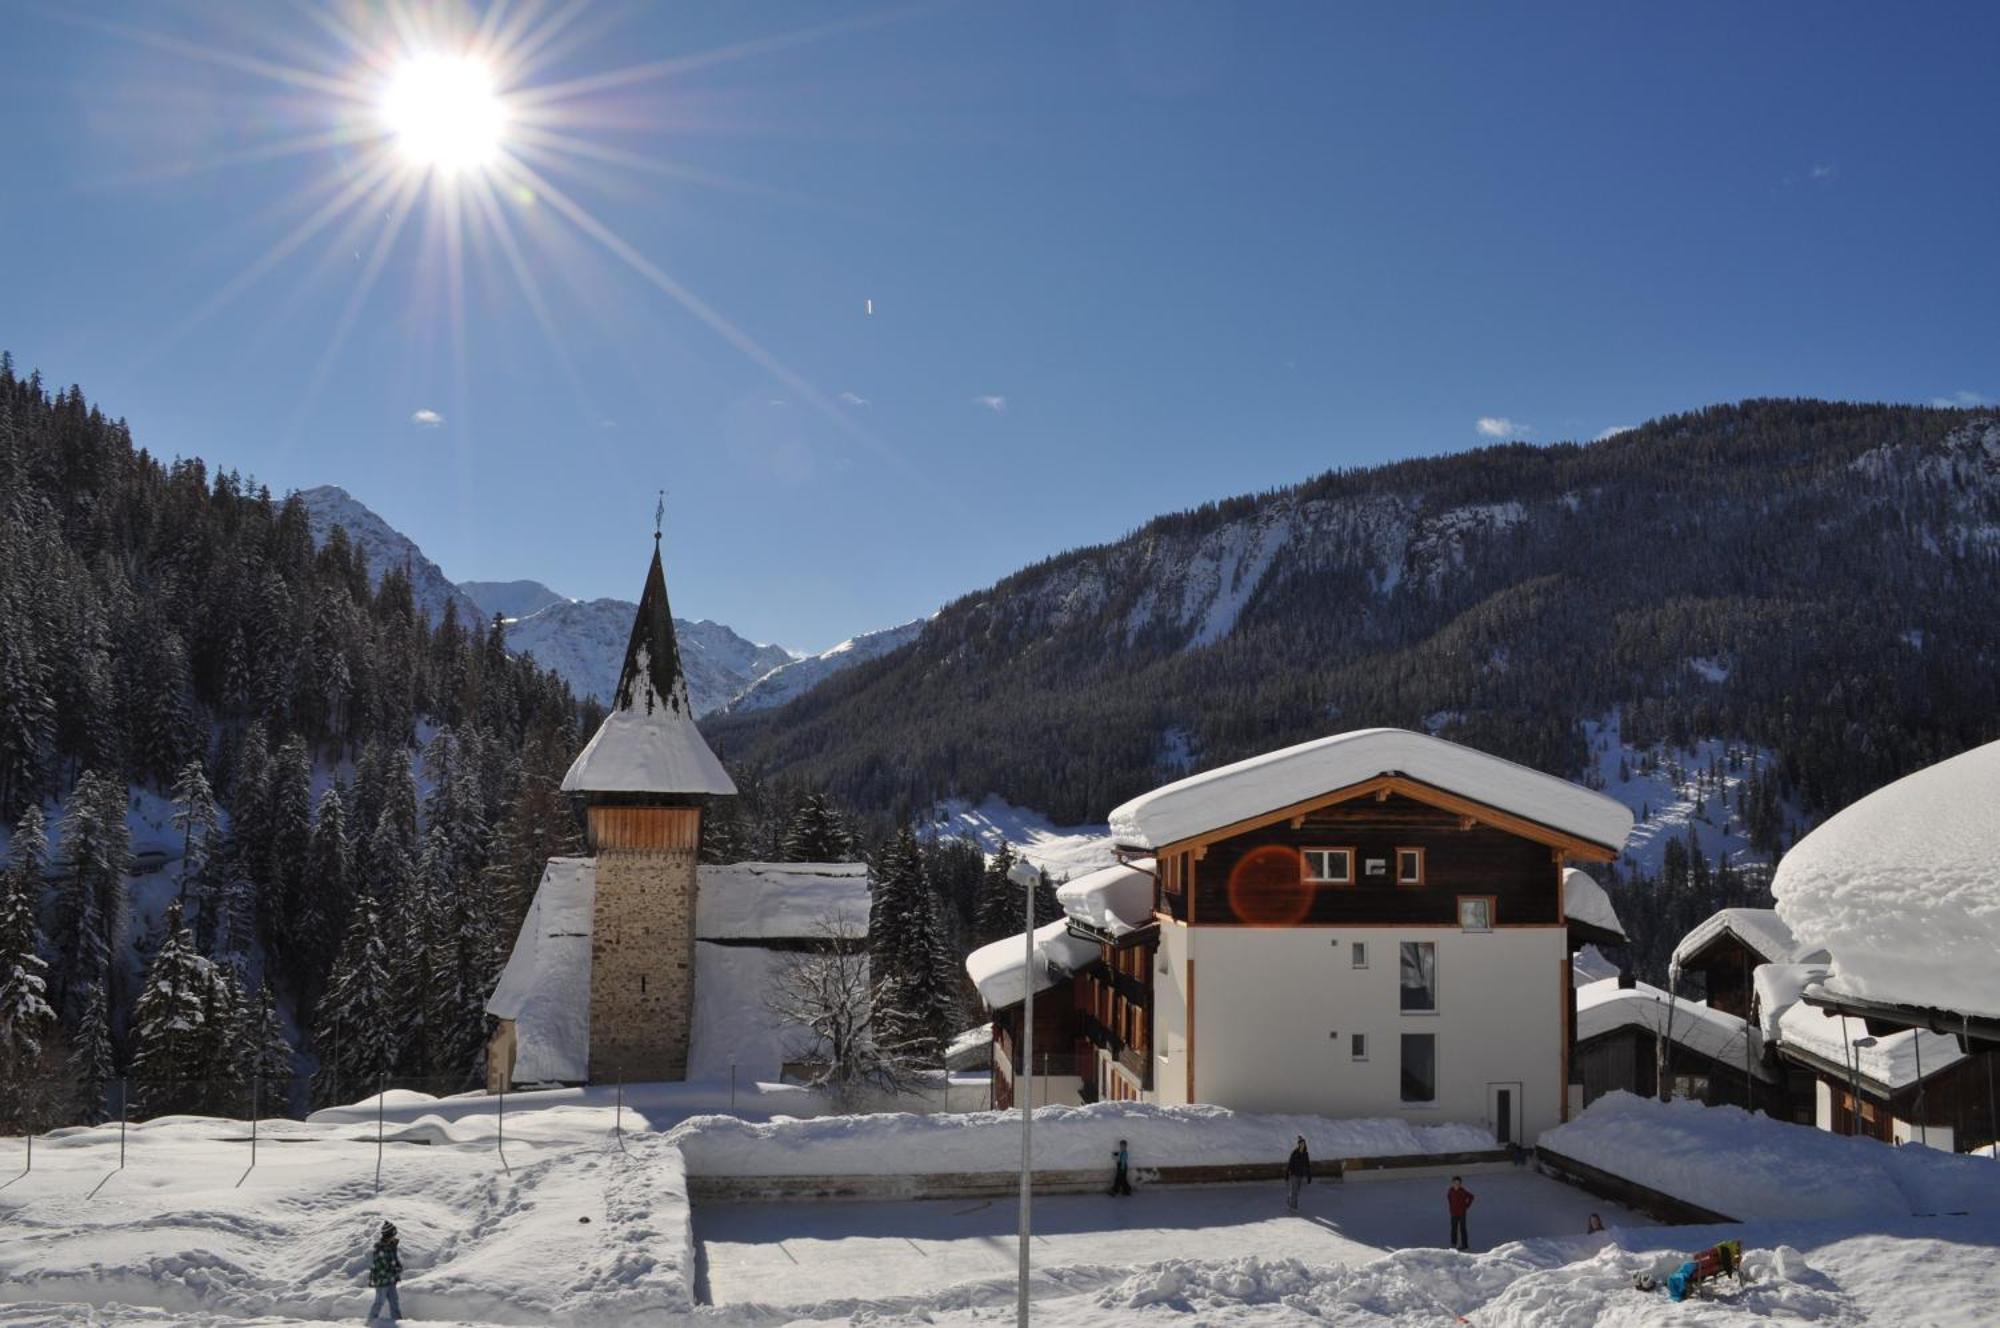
[{"x1": 560, "y1": 535, "x2": 735, "y2": 1082}]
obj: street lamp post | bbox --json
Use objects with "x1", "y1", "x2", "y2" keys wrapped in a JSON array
[{"x1": 1007, "y1": 857, "x2": 1043, "y2": 1327}]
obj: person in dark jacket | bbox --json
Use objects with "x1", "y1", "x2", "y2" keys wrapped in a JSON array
[
  {"x1": 1285, "y1": 1136, "x2": 1312, "y2": 1211},
  {"x1": 1446, "y1": 1177, "x2": 1475, "y2": 1251},
  {"x1": 367, "y1": 1221, "x2": 403, "y2": 1323},
  {"x1": 1108, "y1": 1139, "x2": 1133, "y2": 1196}
]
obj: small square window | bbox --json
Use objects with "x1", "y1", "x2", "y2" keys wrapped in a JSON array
[
  {"x1": 1352, "y1": 1033, "x2": 1368, "y2": 1061},
  {"x1": 1351, "y1": 941, "x2": 1368, "y2": 969},
  {"x1": 1303, "y1": 847, "x2": 1353, "y2": 885},
  {"x1": 1458, "y1": 898, "x2": 1493, "y2": 932},
  {"x1": 1397, "y1": 847, "x2": 1425, "y2": 886}
]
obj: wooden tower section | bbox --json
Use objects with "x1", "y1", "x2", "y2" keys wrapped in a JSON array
[{"x1": 561, "y1": 536, "x2": 736, "y2": 1083}]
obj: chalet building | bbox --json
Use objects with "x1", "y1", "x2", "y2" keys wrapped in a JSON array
[
  {"x1": 485, "y1": 539, "x2": 860, "y2": 1089},
  {"x1": 1670, "y1": 908, "x2": 1825, "y2": 1021},
  {"x1": 1573, "y1": 974, "x2": 1782, "y2": 1114},
  {"x1": 968, "y1": 728, "x2": 1635, "y2": 1144}
]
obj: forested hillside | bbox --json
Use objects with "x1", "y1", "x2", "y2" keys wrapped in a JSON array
[
  {"x1": 708, "y1": 400, "x2": 2000, "y2": 879},
  {"x1": 0, "y1": 356, "x2": 586, "y2": 1125}
]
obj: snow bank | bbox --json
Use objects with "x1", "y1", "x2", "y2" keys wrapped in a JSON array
[
  {"x1": 665, "y1": 1101, "x2": 1498, "y2": 1178},
  {"x1": 1539, "y1": 1092, "x2": 1999, "y2": 1222},
  {"x1": 1562, "y1": 868, "x2": 1624, "y2": 938},
  {"x1": 1109, "y1": 727, "x2": 1632, "y2": 853},
  {"x1": 965, "y1": 917, "x2": 1099, "y2": 1009},
  {"x1": 1773, "y1": 738, "x2": 2000, "y2": 1017},
  {"x1": 1055, "y1": 859, "x2": 1155, "y2": 936},
  {"x1": 694, "y1": 860, "x2": 871, "y2": 940},
  {"x1": 1575, "y1": 978, "x2": 1772, "y2": 1079},
  {"x1": 485, "y1": 856, "x2": 594, "y2": 1083},
  {"x1": 1671, "y1": 906, "x2": 1820, "y2": 975}
]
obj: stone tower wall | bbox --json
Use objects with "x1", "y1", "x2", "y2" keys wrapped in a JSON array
[{"x1": 588, "y1": 844, "x2": 699, "y2": 1082}]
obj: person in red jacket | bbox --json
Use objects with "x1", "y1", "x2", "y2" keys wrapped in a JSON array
[{"x1": 1446, "y1": 1176, "x2": 1475, "y2": 1250}]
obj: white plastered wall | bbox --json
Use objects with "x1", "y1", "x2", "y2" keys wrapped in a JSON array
[{"x1": 1157, "y1": 924, "x2": 1568, "y2": 1143}]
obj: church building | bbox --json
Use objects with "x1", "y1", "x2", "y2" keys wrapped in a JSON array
[{"x1": 485, "y1": 537, "x2": 867, "y2": 1089}]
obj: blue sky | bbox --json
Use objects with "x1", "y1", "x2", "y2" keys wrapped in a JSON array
[{"x1": 3, "y1": 2, "x2": 1995, "y2": 651}]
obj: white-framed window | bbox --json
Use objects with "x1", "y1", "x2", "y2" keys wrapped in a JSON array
[
  {"x1": 1400, "y1": 941, "x2": 1438, "y2": 1012},
  {"x1": 1303, "y1": 847, "x2": 1354, "y2": 885},
  {"x1": 1401, "y1": 1033, "x2": 1437, "y2": 1102},
  {"x1": 1352, "y1": 1032, "x2": 1368, "y2": 1061},
  {"x1": 1458, "y1": 897, "x2": 1493, "y2": 932},
  {"x1": 1397, "y1": 846, "x2": 1425, "y2": 886},
  {"x1": 1351, "y1": 940, "x2": 1368, "y2": 969}
]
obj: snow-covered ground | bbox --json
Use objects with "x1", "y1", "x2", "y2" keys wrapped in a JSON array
[
  {"x1": 1581, "y1": 712, "x2": 1803, "y2": 878},
  {"x1": 924, "y1": 794, "x2": 1118, "y2": 879}
]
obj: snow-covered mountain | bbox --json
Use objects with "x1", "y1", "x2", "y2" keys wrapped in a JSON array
[
  {"x1": 460, "y1": 579, "x2": 567, "y2": 621},
  {"x1": 298, "y1": 486, "x2": 487, "y2": 626},
  {"x1": 499, "y1": 596, "x2": 794, "y2": 715},
  {"x1": 727, "y1": 618, "x2": 927, "y2": 713}
]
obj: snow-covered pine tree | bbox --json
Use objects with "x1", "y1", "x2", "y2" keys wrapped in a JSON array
[
  {"x1": 169, "y1": 758, "x2": 219, "y2": 903},
  {"x1": 781, "y1": 792, "x2": 855, "y2": 862},
  {"x1": 68, "y1": 977, "x2": 115, "y2": 1123},
  {"x1": 188, "y1": 959, "x2": 244, "y2": 1117},
  {"x1": 698, "y1": 794, "x2": 748, "y2": 865},
  {"x1": 298, "y1": 783, "x2": 352, "y2": 1006},
  {"x1": 489, "y1": 723, "x2": 580, "y2": 928},
  {"x1": 867, "y1": 827, "x2": 956, "y2": 1047},
  {"x1": 0, "y1": 610, "x2": 54, "y2": 820},
  {"x1": 972, "y1": 842, "x2": 1019, "y2": 946},
  {"x1": 134, "y1": 627, "x2": 200, "y2": 785},
  {"x1": 130, "y1": 899, "x2": 216, "y2": 1118},
  {"x1": 266, "y1": 734, "x2": 314, "y2": 978},
  {"x1": 394, "y1": 821, "x2": 451, "y2": 1080},
  {"x1": 312, "y1": 890, "x2": 395, "y2": 1107},
  {"x1": 49, "y1": 769, "x2": 129, "y2": 1025},
  {"x1": 238, "y1": 979, "x2": 294, "y2": 1114},
  {"x1": 0, "y1": 806, "x2": 57, "y2": 1106}
]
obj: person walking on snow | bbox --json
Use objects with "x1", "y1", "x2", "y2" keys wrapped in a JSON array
[
  {"x1": 1446, "y1": 1177, "x2": 1475, "y2": 1251},
  {"x1": 366, "y1": 1221, "x2": 403, "y2": 1323},
  {"x1": 1109, "y1": 1139, "x2": 1133, "y2": 1196},
  {"x1": 1285, "y1": 1135, "x2": 1312, "y2": 1211}
]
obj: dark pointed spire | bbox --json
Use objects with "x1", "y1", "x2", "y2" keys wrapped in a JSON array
[{"x1": 614, "y1": 542, "x2": 687, "y2": 716}]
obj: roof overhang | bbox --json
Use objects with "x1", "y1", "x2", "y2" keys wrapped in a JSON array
[
  {"x1": 1148, "y1": 772, "x2": 1622, "y2": 862},
  {"x1": 1567, "y1": 919, "x2": 1627, "y2": 950},
  {"x1": 1802, "y1": 986, "x2": 2000, "y2": 1053}
]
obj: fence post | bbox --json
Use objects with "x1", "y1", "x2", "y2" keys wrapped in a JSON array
[
  {"x1": 119, "y1": 1077, "x2": 128, "y2": 1169},
  {"x1": 24, "y1": 1131, "x2": 29, "y2": 1175},
  {"x1": 730, "y1": 1057, "x2": 737, "y2": 1114},
  {"x1": 497, "y1": 1083, "x2": 507, "y2": 1171},
  {"x1": 615, "y1": 1069, "x2": 624, "y2": 1142},
  {"x1": 375, "y1": 1074, "x2": 385, "y2": 1192},
  {"x1": 251, "y1": 1069, "x2": 260, "y2": 1171}
]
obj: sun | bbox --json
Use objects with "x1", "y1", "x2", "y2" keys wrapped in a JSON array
[{"x1": 380, "y1": 52, "x2": 507, "y2": 174}]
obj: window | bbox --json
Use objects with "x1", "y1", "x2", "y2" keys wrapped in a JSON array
[
  {"x1": 1303, "y1": 847, "x2": 1353, "y2": 884},
  {"x1": 1457, "y1": 897, "x2": 1493, "y2": 932},
  {"x1": 1352, "y1": 1032, "x2": 1368, "y2": 1061},
  {"x1": 1397, "y1": 847, "x2": 1425, "y2": 886},
  {"x1": 1401, "y1": 1033, "x2": 1437, "y2": 1102},
  {"x1": 1351, "y1": 941, "x2": 1368, "y2": 969},
  {"x1": 1400, "y1": 941, "x2": 1437, "y2": 1012}
]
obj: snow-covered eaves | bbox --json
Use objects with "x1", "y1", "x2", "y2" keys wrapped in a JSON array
[
  {"x1": 694, "y1": 861, "x2": 870, "y2": 941},
  {"x1": 1562, "y1": 868, "x2": 1625, "y2": 941},
  {"x1": 1671, "y1": 908, "x2": 1821, "y2": 976},
  {"x1": 1574, "y1": 977, "x2": 1776, "y2": 1081},
  {"x1": 1751, "y1": 961, "x2": 1829, "y2": 1044},
  {"x1": 1055, "y1": 859, "x2": 1155, "y2": 938},
  {"x1": 486, "y1": 857, "x2": 595, "y2": 1084},
  {"x1": 1773, "y1": 738, "x2": 2000, "y2": 1020},
  {"x1": 560, "y1": 686, "x2": 736, "y2": 795},
  {"x1": 1775, "y1": 994, "x2": 1966, "y2": 1094},
  {"x1": 1107, "y1": 728, "x2": 1632, "y2": 855},
  {"x1": 965, "y1": 918, "x2": 1099, "y2": 1010}
]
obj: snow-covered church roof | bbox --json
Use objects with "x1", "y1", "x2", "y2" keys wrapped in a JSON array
[
  {"x1": 695, "y1": 861, "x2": 871, "y2": 940},
  {"x1": 485, "y1": 857, "x2": 595, "y2": 1083},
  {"x1": 1772, "y1": 739, "x2": 2000, "y2": 1019},
  {"x1": 561, "y1": 541, "x2": 736, "y2": 796},
  {"x1": 1107, "y1": 728, "x2": 1632, "y2": 854}
]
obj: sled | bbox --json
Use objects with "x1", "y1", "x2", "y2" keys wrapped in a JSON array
[{"x1": 1631, "y1": 1239, "x2": 1745, "y2": 1301}]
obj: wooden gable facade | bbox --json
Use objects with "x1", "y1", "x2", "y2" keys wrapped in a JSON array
[{"x1": 1152, "y1": 776, "x2": 1608, "y2": 930}]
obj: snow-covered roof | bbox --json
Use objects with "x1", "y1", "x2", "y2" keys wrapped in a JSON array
[
  {"x1": 561, "y1": 544, "x2": 736, "y2": 796},
  {"x1": 694, "y1": 861, "x2": 870, "y2": 941},
  {"x1": 1106, "y1": 727, "x2": 1632, "y2": 853},
  {"x1": 1773, "y1": 739, "x2": 2000, "y2": 1019},
  {"x1": 1562, "y1": 868, "x2": 1625, "y2": 939},
  {"x1": 1054, "y1": 859, "x2": 1155, "y2": 937},
  {"x1": 1574, "y1": 977, "x2": 1776, "y2": 1081},
  {"x1": 486, "y1": 857, "x2": 595, "y2": 1083},
  {"x1": 1670, "y1": 908, "x2": 1821, "y2": 977},
  {"x1": 1775, "y1": 995, "x2": 1966, "y2": 1093},
  {"x1": 1751, "y1": 961, "x2": 1830, "y2": 1044},
  {"x1": 944, "y1": 1024, "x2": 994, "y2": 1071},
  {"x1": 965, "y1": 918, "x2": 1100, "y2": 1010},
  {"x1": 1571, "y1": 944, "x2": 1621, "y2": 987}
]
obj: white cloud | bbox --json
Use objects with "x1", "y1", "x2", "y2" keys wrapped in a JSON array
[
  {"x1": 410, "y1": 408, "x2": 444, "y2": 427},
  {"x1": 838, "y1": 391, "x2": 870, "y2": 407},
  {"x1": 1809, "y1": 161, "x2": 1838, "y2": 181},
  {"x1": 1476, "y1": 416, "x2": 1528, "y2": 438},
  {"x1": 974, "y1": 394, "x2": 1007, "y2": 413},
  {"x1": 1930, "y1": 390, "x2": 1993, "y2": 410},
  {"x1": 1595, "y1": 424, "x2": 1637, "y2": 441}
]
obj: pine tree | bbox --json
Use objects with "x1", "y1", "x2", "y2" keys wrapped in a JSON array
[
  {"x1": 169, "y1": 758, "x2": 219, "y2": 903},
  {"x1": 265, "y1": 735, "x2": 314, "y2": 980},
  {"x1": 68, "y1": 978, "x2": 115, "y2": 1124},
  {"x1": 973, "y1": 843, "x2": 1020, "y2": 946},
  {"x1": 0, "y1": 806, "x2": 57, "y2": 1100},
  {"x1": 867, "y1": 828, "x2": 955, "y2": 1050},
  {"x1": 50, "y1": 770, "x2": 129, "y2": 1025},
  {"x1": 130, "y1": 899, "x2": 214, "y2": 1118},
  {"x1": 781, "y1": 792, "x2": 855, "y2": 862},
  {"x1": 299, "y1": 784, "x2": 352, "y2": 1007},
  {"x1": 699, "y1": 795, "x2": 747, "y2": 866},
  {"x1": 313, "y1": 891, "x2": 395, "y2": 1107},
  {"x1": 238, "y1": 980, "x2": 294, "y2": 1116}
]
